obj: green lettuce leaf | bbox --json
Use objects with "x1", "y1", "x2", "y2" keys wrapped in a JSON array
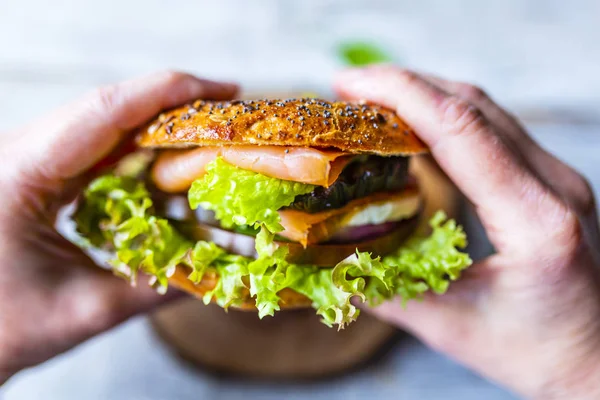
[
  {"x1": 381, "y1": 211, "x2": 471, "y2": 303},
  {"x1": 75, "y1": 175, "x2": 191, "y2": 290},
  {"x1": 291, "y1": 267, "x2": 361, "y2": 328},
  {"x1": 291, "y1": 213, "x2": 472, "y2": 328},
  {"x1": 200, "y1": 254, "x2": 249, "y2": 308},
  {"x1": 186, "y1": 241, "x2": 226, "y2": 284},
  {"x1": 188, "y1": 158, "x2": 315, "y2": 232},
  {"x1": 73, "y1": 172, "x2": 472, "y2": 329},
  {"x1": 247, "y1": 227, "x2": 306, "y2": 318}
]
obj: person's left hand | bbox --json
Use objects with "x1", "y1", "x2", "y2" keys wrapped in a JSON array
[{"x1": 0, "y1": 71, "x2": 238, "y2": 383}]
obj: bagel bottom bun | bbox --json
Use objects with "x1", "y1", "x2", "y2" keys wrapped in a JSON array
[{"x1": 150, "y1": 155, "x2": 462, "y2": 379}]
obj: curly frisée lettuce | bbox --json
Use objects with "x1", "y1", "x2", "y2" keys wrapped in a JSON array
[
  {"x1": 291, "y1": 215, "x2": 472, "y2": 327},
  {"x1": 75, "y1": 175, "x2": 192, "y2": 291},
  {"x1": 188, "y1": 158, "x2": 315, "y2": 232},
  {"x1": 73, "y1": 164, "x2": 472, "y2": 328}
]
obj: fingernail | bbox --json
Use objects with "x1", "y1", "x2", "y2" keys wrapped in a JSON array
[
  {"x1": 218, "y1": 81, "x2": 238, "y2": 90},
  {"x1": 203, "y1": 80, "x2": 239, "y2": 96},
  {"x1": 204, "y1": 80, "x2": 238, "y2": 92}
]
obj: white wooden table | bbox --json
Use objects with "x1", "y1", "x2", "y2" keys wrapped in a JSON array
[{"x1": 1, "y1": 1, "x2": 599, "y2": 398}]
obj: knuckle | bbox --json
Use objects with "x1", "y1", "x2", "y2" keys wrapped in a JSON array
[
  {"x1": 543, "y1": 199, "x2": 584, "y2": 258},
  {"x1": 157, "y1": 70, "x2": 190, "y2": 87},
  {"x1": 541, "y1": 154, "x2": 596, "y2": 216},
  {"x1": 556, "y1": 209, "x2": 584, "y2": 255},
  {"x1": 516, "y1": 176, "x2": 585, "y2": 254},
  {"x1": 393, "y1": 69, "x2": 420, "y2": 86},
  {"x1": 89, "y1": 84, "x2": 121, "y2": 116},
  {"x1": 457, "y1": 82, "x2": 489, "y2": 102},
  {"x1": 439, "y1": 95, "x2": 487, "y2": 136},
  {"x1": 570, "y1": 174, "x2": 596, "y2": 215}
]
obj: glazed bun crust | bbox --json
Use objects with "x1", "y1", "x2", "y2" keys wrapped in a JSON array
[{"x1": 136, "y1": 98, "x2": 428, "y2": 156}]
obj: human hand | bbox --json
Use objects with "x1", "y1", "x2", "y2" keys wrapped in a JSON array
[
  {"x1": 0, "y1": 71, "x2": 237, "y2": 383},
  {"x1": 335, "y1": 66, "x2": 600, "y2": 399}
]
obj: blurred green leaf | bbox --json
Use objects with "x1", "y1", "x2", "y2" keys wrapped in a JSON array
[{"x1": 338, "y1": 41, "x2": 392, "y2": 66}]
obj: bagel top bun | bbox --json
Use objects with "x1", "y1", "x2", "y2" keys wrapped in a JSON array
[{"x1": 136, "y1": 98, "x2": 428, "y2": 156}]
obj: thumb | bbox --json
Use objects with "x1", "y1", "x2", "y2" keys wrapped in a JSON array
[{"x1": 16, "y1": 71, "x2": 238, "y2": 182}]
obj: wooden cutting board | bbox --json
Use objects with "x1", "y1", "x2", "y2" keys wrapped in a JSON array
[{"x1": 150, "y1": 155, "x2": 461, "y2": 379}]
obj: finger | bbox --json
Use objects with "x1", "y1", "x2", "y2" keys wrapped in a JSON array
[
  {"x1": 366, "y1": 296, "x2": 474, "y2": 353},
  {"x1": 88, "y1": 136, "x2": 138, "y2": 175},
  {"x1": 360, "y1": 254, "x2": 528, "y2": 373},
  {"x1": 420, "y1": 74, "x2": 595, "y2": 217},
  {"x1": 19, "y1": 71, "x2": 238, "y2": 182},
  {"x1": 362, "y1": 260, "x2": 488, "y2": 357},
  {"x1": 334, "y1": 66, "x2": 572, "y2": 253},
  {"x1": 420, "y1": 74, "x2": 524, "y2": 137},
  {"x1": 63, "y1": 266, "x2": 185, "y2": 339}
]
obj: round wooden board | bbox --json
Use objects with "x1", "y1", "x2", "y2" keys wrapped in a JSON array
[
  {"x1": 151, "y1": 302, "x2": 398, "y2": 379},
  {"x1": 149, "y1": 155, "x2": 461, "y2": 379}
]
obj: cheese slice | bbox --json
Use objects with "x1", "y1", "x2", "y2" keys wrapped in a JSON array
[
  {"x1": 278, "y1": 186, "x2": 421, "y2": 246},
  {"x1": 152, "y1": 145, "x2": 352, "y2": 193}
]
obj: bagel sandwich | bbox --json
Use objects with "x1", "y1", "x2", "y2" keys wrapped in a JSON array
[{"x1": 73, "y1": 98, "x2": 472, "y2": 328}]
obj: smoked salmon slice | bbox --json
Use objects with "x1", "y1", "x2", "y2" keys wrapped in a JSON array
[{"x1": 151, "y1": 145, "x2": 352, "y2": 193}]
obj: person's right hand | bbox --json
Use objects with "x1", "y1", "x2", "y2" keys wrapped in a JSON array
[{"x1": 335, "y1": 66, "x2": 600, "y2": 400}]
